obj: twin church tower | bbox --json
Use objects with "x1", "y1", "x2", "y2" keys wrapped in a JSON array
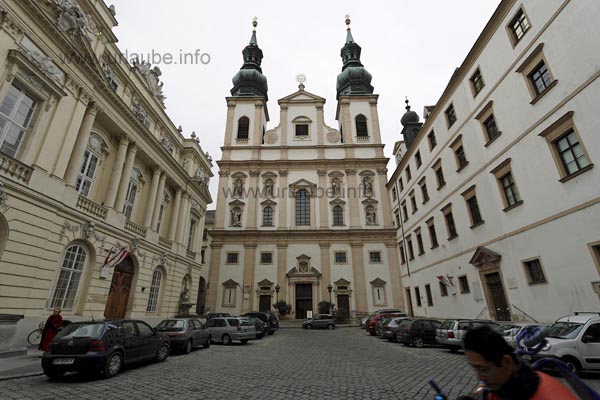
[{"x1": 206, "y1": 18, "x2": 403, "y2": 319}]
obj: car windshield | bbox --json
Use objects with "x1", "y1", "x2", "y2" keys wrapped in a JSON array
[
  {"x1": 57, "y1": 322, "x2": 105, "y2": 339},
  {"x1": 547, "y1": 322, "x2": 584, "y2": 339},
  {"x1": 439, "y1": 320, "x2": 455, "y2": 330},
  {"x1": 156, "y1": 320, "x2": 185, "y2": 330}
]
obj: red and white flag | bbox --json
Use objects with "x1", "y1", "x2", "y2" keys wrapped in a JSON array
[{"x1": 102, "y1": 247, "x2": 130, "y2": 269}]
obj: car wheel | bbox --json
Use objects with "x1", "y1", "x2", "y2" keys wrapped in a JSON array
[
  {"x1": 203, "y1": 336, "x2": 211, "y2": 349},
  {"x1": 240, "y1": 339, "x2": 249, "y2": 344},
  {"x1": 395, "y1": 332, "x2": 402, "y2": 343},
  {"x1": 328, "y1": 324, "x2": 335, "y2": 330},
  {"x1": 306, "y1": 324, "x2": 312, "y2": 330},
  {"x1": 155, "y1": 343, "x2": 169, "y2": 362},
  {"x1": 268, "y1": 330, "x2": 275, "y2": 335},
  {"x1": 561, "y1": 356, "x2": 582, "y2": 376},
  {"x1": 222, "y1": 334, "x2": 232, "y2": 345},
  {"x1": 184, "y1": 339, "x2": 193, "y2": 354},
  {"x1": 412, "y1": 336, "x2": 424, "y2": 348},
  {"x1": 104, "y1": 352, "x2": 123, "y2": 378},
  {"x1": 44, "y1": 369, "x2": 65, "y2": 381},
  {"x1": 449, "y1": 346, "x2": 460, "y2": 353}
]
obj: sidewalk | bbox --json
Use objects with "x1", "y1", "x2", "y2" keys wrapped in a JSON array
[{"x1": 0, "y1": 348, "x2": 43, "y2": 381}]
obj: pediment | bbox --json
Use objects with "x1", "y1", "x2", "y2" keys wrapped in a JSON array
[
  {"x1": 222, "y1": 279, "x2": 238, "y2": 288},
  {"x1": 469, "y1": 246, "x2": 502, "y2": 267},
  {"x1": 329, "y1": 198, "x2": 346, "y2": 206},
  {"x1": 278, "y1": 89, "x2": 326, "y2": 104},
  {"x1": 359, "y1": 170, "x2": 376, "y2": 177},
  {"x1": 257, "y1": 279, "x2": 274, "y2": 287},
  {"x1": 328, "y1": 171, "x2": 345, "y2": 178},
  {"x1": 228, "y1": 199, "x2": 245, "y2": 207},
  {"x1": 286, "y1": 266, "x2": 322, "y2": 277},
  {"x1": 260, "y1": 199, "x2": 277, "y2": 206},
  {"x1": 231, "y1": 172, "x2": 248, "y2": 179},
  {"x1": 334, "y1": 278, "x2": 351, "y2": 286},
  {"x1": 289, "y1": 179, "x2": 316, "y2": 189},
  {"x1": 261, "y1": 171, "x2": 278, "y2": 178},
  {"x1": 370, "y1": 277, "x2": 387, "y2": 286},
  {"x1": 361, "y1": 198, "x2": 379, "y2": 205}
]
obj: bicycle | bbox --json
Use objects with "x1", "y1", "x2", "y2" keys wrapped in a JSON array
[{"x1": 27, "y1": 322, "x2": 44, "y2": 346}]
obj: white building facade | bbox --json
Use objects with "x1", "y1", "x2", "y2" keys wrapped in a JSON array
[{"x1": 388, "y1": 0, "x2": 600, "y2": 323}]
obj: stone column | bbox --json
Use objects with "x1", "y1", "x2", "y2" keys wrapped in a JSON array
[
  {"x1": 206, "y1": 244, "x2": 223, "y2": 311},
  {"x1": 104, "y1": 135, "x2": 129, "y2": 208},
  {"x1": 176, "y1": 193, "x2": 189, "y2": 245},
  {"x1": 340, "y1": 99, "x2": 355, "y2": 158},
  {"x1": 241, "y1": 242, "x2": 257, "y2": 313},
  {"x1": 386, "y1": 243, "x2": 404, "y2": 310},
  {"x1": 377, "y1": 168, "x2": 393, "y2": 229},
  {"x1": 320, "y1": 243, "x2": 331, "y2": 301},
  {"x1": 280, "y1": 105, "x2": 288, "y2": 160},
  {"x1": 278, "y1": 170, "x2": 288, "y2": 229},
  {"x1": 64, "y1": 102, "x2": 100, "y2": 186},
  {"x1": 168, "y1": 188, "x2": 182, "y2": 241},
  {"x1": 276, "y1": 242, "x2": 288, "y2": 304},
  {"x1": 193, "y1": 211, "x2": 205, "y2": 252},
  {"x1": 350, "y1": 243, "x2": 367, "y2": 316},
  {"x1": 346, "y1": 169, "x2": 361, "y2": 228},
  {"x1": 214, "y1": 171, "x2": 229, "y2": 229},
  {"x1": 369, "y1": 98, "x2": 384, "y2": 152},
  {"x1": 151, "y1": 171, "x2": 167, "y2": 230},
  {"x1": 114, "y1": 143, "x2": 138, "y2": 212},
  {"x1": 223, "y1": 101, "x2": 236, "y2": 145},
  {"x1": 144, "y1": 166, "x2": 162, "y2": 227},
  {"x1": 318, "y1": 170, "x2": 328, "y2": 228},
  {"x1": 178, "y1": 193, "x2": 193, "y2": 245},
  {"x1": 316, "y1": 104, "x2": 325, "y2": 158},
  {"x1": 246, "y1": 170, "x2": 261, "y2": 229}
]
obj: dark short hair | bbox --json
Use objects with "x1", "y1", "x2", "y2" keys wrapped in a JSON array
[{"x1": 463, "y1": 325, "x2": 516, "y2": 366}]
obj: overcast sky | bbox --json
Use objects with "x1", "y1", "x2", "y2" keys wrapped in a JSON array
[{"x1": 106, "y1": 1, "x2": 500, "y2": 205}]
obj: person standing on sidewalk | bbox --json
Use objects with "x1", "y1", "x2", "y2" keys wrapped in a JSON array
[{"x1": 38, "y1": 307, "x2": 62, "y2": 352}]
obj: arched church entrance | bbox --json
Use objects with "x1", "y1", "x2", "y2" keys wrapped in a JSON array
[
  {"x1": 196, "y1": 277, "x2": 207, "y2": 315},
  {"x1": 104, "y1": 255, "x2": 135, "y2": 319}
]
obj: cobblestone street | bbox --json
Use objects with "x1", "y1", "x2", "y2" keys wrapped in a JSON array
[{"x1": 2, "y1": 328, "x2": 599, "y2": 399}]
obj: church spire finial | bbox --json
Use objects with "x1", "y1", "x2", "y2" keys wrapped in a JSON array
[
  {"x1": 249, "y1": 17, "x2": 258, "y2": 45},
  {"x1": 405, "y1": 97, "x2": 411, "y2": 111},
  {"x1": 345, "y1": 14, "x2": 354, "y2": 43}
]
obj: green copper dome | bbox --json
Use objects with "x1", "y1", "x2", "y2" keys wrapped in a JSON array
[
  {"x1": 231, "y1": 21, "x2": 268, "y2": 100},
  {"x1": 336, "y1": 17, "x2": 374, "y2": 99}
]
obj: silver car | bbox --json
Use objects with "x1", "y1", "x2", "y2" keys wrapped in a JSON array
[
  {"x1": 205, "y1": 317, "x2": 256, "y2": 345},
  {"x1": 155, "y1": 318, "x2": 211, "y2": 354},
  {"x1": 436, "y1": 319, "x2": 499, "y2": 352},
  {"x1": 302, "y1": 314, "x2": 335, "y2": 330}
]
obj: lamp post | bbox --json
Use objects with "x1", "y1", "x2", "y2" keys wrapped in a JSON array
[
  {"x1": 327, "y1": 284, "x2": 333, "y2": 315},
  {"x1": 275, "y1": 284, "x2": 280, "y2": 303}
]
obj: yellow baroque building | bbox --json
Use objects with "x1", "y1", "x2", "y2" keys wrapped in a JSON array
[{"x1": 0, "y1": 0, "x2": 212, "y2": 353}]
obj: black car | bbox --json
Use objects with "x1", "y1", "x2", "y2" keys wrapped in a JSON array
[
  {"x1": 241, "y1": 312, "x2": 279, "y2": 335},
  {"x1": 42, "y1": 320, "x2": 170, "y2": 379},
  {"x1": 395, "y1": 319, "x2": 441, "y2": 348}
]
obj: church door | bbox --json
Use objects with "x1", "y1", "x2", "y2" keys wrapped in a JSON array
[
  {"x1": 105, "y1": 256, "x2": 134, "y2": 319},
  {"x1": 295, "y1": 284, "x2": 313, "y2": 319},
  {"x1": 259, "y1": 295, "x2": 272, "y2": 312}
]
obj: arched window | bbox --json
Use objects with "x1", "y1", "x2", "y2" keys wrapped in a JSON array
[
  {"x1": 295, "y1": 189, "x2": 310, "y2": 226},
  {"x1": 146, "y1": 268, "x2": 162, "y2": 312},
  {"x1": 75, "y1": 133, "x2": 105, "y2": 198},
  {"x1": 355, "y1": 115, "x2": 368, "y2": 137},
  {"x1": 50, "y1": 244, "x2": 87, "y2": 309},
  {"x1": 0, "y1": 83, "x2": 37, "y2": 158},
  {"x1": 123, "y1": 167, "x2": 142, "y2": 219},
  {"x1": 263, "y1": 206, "x2": 273, "y2": 226},
  {"x1": 333, "y1": 205, "x2": 344, "y2": 226},
  {"x1": 237, "y1": 117, "x2": 249, "y2": 140}
]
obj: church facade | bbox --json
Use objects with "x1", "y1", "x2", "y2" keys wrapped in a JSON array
[{"x1": 206, "y1": 20, "x2": 403, "y2": 319}]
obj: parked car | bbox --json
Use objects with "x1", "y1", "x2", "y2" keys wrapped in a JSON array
[
  {"x1": 202, "y1": 312, "x2": 231, "y2": 321},
  {"x1": 205, "y1": 317, "x2": 256, "y2": 345},
  {"x1": 364, "y1": 309, "x2": 404, "y2": 331},
  {"x1": 242, "y1": 316, "x2": 266, "y2": 339},
  {"x1": 496, "y1": 322, "x2": 549, "y2": 348},
  {"x1": 42, "y1": 320, "x2": 170, "y2": 380},
  {"x1": 396, "y1": 319, "x2": 441, "y2": 348},
  {"x1": 374, "y1": 317, "x2": 392, "y2": 337},
  {"x1": 155, "y1": 318, "x2": 211, "y2": 353},
  {"x1": 436, "y1": 319, "x2": 499, "y2": 353},
  {"x1": 532, "y1": 312, "x2": 600, "y2": 375},
  {"x1": 303, "y1": 314, "x2": 335, "y2": 330},
  {"x1": 241, "y1": 311, "x2": 279, "y2": 335},
  {"x1": 366, "y1": 312, "x2": 407, "y2": 336},
  {"x1": 381, "y1": 317, "x2": 411, "y2": 341}
]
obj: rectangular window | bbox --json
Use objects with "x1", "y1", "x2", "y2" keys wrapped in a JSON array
[
  {"x1": 554, "y1": 130, "x2": 590, "y2": 176},
  {"x1": 467, "y1": 196, "x2": 483, "y2": 226},
  {"x1": 425, "y1": 284, "x2": 433, "y2": 307},
  {"x1": 0, "y1": 83, "x2": 37, "y2": 158},
  {"x1": 260, "y1": 252, "x2": 273, "y2": 264},
  {"x1": 458, "y1": 276, "x2": 470, "y2": 294},
  {"x1": 442, "y1": 204, "x2": 458, "y2": 240},
  {"x1": 401, "y1": 201, "x2": 408, "y2": 222},
  {"x1": 399, "y1": 244, "x2": 406, "y2": 265},
  {"x1": 475, "y1": 101, "x2": 501, "y2": 145},
  {"x1": 75, "y1": 150, "x2": 99, "y2": 198},
  {"x1": 156, "y1": 204, "x2": 165, "y2": 233},
  {"x1": 415, "y1": 151, "x2": 422, "y2": 168},
  {"x1": 427, "y1": 218, "x2": 439, "y2": 249},
  {"x1": 491, "y1": 159, "x2": 523, "y2": 211},
  {"x1": 334, "y1": 251, "x2": 347, "y2": 264},
  {"x1": 445, "y1": 104, "x2": 456, "y2": 128},
  {"x1": 187, "y1": 219, "x2": 196, "y2": 250},
  {"x1": 529, "y1": 61, "x2": 553, "y2": 96},
  {"x1": 405, "y1": 166, "x2": 412, "y2": 182},
  {"x1": 226, "y1": 252, "x2": 238, "y2": 264},
  {"x1": 295, "y1": 124, "x2": 309, "y2": 136},
  {"x1": 392, "y1": 187, "x2": 397, "y2": 201},
  {"x1": 439, "y1": 281, "x2": 448, "y2": 297},
  {"x1": 369, "y1": 251, "x2": 382, "y2": 263},
  {"x1": 470, "y1": 68, "x2": 485, "y2": 96},
  {"x1": 450, "y1": 135, "x2": 468, "y2": 172},
  {"x1": 420, "y1": 182, "x2": 429, "y2": 204},
  {"x1": 484, "y1": 115, "x2": 500, "y2": 143},
  {"x1": 433, "y1": 159, "x2": 445, "y2": 189},
  {"x1": 524, "y1": 259, "x2": 547, "y2": 284},
  {"x1": 414, "y1": 287, "x2": 422, "y2": 307},
  {"x1": 394, "y1": 211, "x2": 400, "y2": 228},
  {"x1": 407, "y1": 238, "x2": 415, "y2": 260},
  {"x1": 200, "y1": 249, "x2": 205, "y2": 264},
  {"x1": 409, "y1": 191, "x2": 417, "y2": 214},
  {"x1": 509, "y1": 8, "x2": 530, "y2": 44},
  {"x1": 416, "y1": 230, "x2": 425, "y2": 256},
  {"x1": 203, "y1": 229, "x2": 209, "y2": 241},
  {"x1": 123, "y1": 181, "x2": 138, "y2": 219},
  {"x1": 428, "y1": 130, "x2": 437, "y2": 150}
]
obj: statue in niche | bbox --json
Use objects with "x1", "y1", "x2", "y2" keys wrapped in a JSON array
[
  {"x1": 366, "y1": 206, "x2": 376, "y2": 225},
  {"x1": 332, "y1": 177, "x2": 341, "y2": 196},
  {"x1": 299, "y1": 261, "x2": 309, "y2": 273},
  {"x1": 231, "y1": 207, "x2": 242, "y2": 226},
  {"x1": 233, "y1": 179, "x2": 244, "y2": 197},
  {"x1": 265, "y1": 179, "x2": 274, "y2": 197},
  {"x1": 363, "y1": 176, "x2": 373, "y2": 197}
]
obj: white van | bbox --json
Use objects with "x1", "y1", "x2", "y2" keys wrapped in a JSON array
[{"x1": 533, "y1": 312, "x2": 600, "y2": 375}]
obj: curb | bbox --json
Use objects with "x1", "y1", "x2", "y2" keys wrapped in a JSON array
[{"x1": 0, "y1": 372, "x2": 44, "y2": 382}]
